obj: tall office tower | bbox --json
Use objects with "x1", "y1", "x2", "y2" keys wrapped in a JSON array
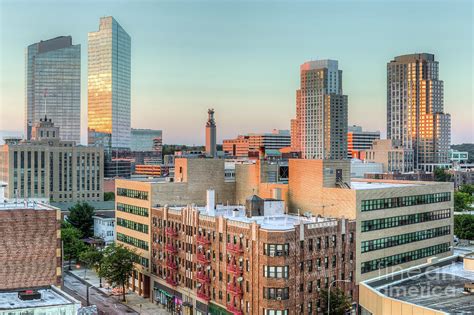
[
  {"x1": 292, "y1": 60, "x2": 348, "y2": 159},
  {"x1": 205, "y1": 108, "x2": 216, "y2": 157},
  {"x1": 25, "y1": 36, "x2": 80, "y2": 142},
  {"x1": 387, "y1": 53, "x2": 451, "y2": 171},
  {"x1": 88, "y1": 16, "x2": 131, "y2": 149}
]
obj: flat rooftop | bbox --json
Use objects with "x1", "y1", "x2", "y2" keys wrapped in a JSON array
[
  {"x1": 51, "y1": 200, "x2": 115, "y2": 211},
  {"x1": 0, "y1": 201, "x2": 56, "y2": 211},
  {"x1": 167, "y1": 205, "x2": 335, "y2": 230},
  {"x1": 350, "y1": 181, "x2": 421, "y2": 190},
  {"x1": 374, "y1": 259, "x2": 474, "y2": 314},
  {"x1": 0, "y1": 288, "x2": 76, "y2": 310}
]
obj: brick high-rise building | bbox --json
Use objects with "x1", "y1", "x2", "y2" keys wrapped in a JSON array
[
  {"x1": 387, "y1": 53, "x2": 451, "y2": 171},
  {"x1": 291, "y1": 60, "x2": 348, "y2": 160},
  {"x1": 0, "y1": 202, "x2": 62, "y2": 290}
]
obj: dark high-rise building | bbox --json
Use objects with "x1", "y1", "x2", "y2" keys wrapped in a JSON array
[{"x1": 25, "y1": 36, "x2": 81, "y2": 142}]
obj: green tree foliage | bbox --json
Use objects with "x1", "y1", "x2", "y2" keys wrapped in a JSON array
[
  {"x1": 454, "y1": 214, "x2": 474, "y2": 240},
  {"x1": 162, "y1": 144, "x2": 205, "y2": 156},
  {"x1": 434, "y1": 168, "x2": 451, "y2": 182},
  {"x1": 104, "y1": 192, "x2": 115, "y2": 201},
  {"x1": 320, "y1": 287, "x2": 352, "y2": 315},
  {"x1": 67, "y1": 202, "x2": 95, "y2": 237},
  {"x1": 79, "y1": 247, "x2": 105, "y2": 287},
  {"x1": 98, "y1": 244, "x2": 135, "y2": 302},
  {"x1": 62, "y1": 222, "x2": 86, "y2": 270},
  {"x1": 454, "y1": 191, "x2": 474, "y2": 212},
  {"x1": 458, "y1": 184, "x2": 474, "y2": 195}
]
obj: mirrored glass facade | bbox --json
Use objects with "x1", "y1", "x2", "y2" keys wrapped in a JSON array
[
  {"x1": 88, "y1": 16, "x2": 131, "y2": 149},
  {"x1": 25, "y1": 36, "x2": 81, "y2": 142}
]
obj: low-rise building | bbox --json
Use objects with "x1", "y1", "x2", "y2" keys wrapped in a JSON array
[
  {"x1": 93, "y1": 212, "x2": 115, "y2": 245},
  {"x1": 362, "y1": 139, "x2": 414, "y2": 173},
  {"x1": 223, "y1": 130, "x2": 291, "y2": 158},
  {"x1": 450, "y1": 149, "x2": 469, "y2": 164},
  {"x1": 350, "y1": 158, "x2": 383, "y2": 178},
  {"x1": 0, "y1": 286, "x2": 81, "y2": 315},
  {"x1": 359, "y1": 253, "x2": 474, "y2": 315},
  {"x1": 0, "y1": 117, "x2": 103, "y2": 202},
  {"x1": 0, "y1": 201, "x2": 62, "y2": 290},
  {"x1": 347, "y1": 125, "x2": 380, "y2": 159},
  {"x1": 447, "y1": 168, "x2": 474, "y2": 189}
]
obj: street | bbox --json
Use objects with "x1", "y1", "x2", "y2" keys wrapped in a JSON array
[{"x1": 63, "y1": 273, "x2": 138, "y2": 315}]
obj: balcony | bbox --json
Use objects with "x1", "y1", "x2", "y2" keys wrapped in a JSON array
[
  {"x1": 226, "y1": 243, "x2": 244, "y2": 254},
  {"x1": 196, "y1": 271, "x2": 211, "y2": 283},
  {"x1": 166, "y1": 259, "x2": 178, "y2": 270},
  {"x1": 165, "y1": 243, "x2": 178, "y2": 254},
  {"x1": 227, "y1": 263, "x2": 243, "y2": 275},
  {"x1": 226, "y1": 304, "x2": 243, "y2": 315},
  {"x1": 227, "y1": 283, "x2": 242, "y2": 296},
  {"x1": 197, "y1": 253, "x2": 210, "y2": 264},
  {"x1": 196, "y1": 235, "x2": 211, "y2": 245},
  {"x1": 166, "y1": 277, "x2": 177, "y2": 286},
  {"x1": 197, "y1": 290, "x2": 210, "y2": 301},
  {"x1": 165, "y1": 227, "x2": 178, "y2": 237}
]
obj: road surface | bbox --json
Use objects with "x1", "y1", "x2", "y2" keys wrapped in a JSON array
[{"x1": 63, "y1": 272, "x2": 138, "y2": 315}]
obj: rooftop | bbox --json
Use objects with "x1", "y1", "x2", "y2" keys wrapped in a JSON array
[
  {"x1": 51, "y1": 201, "x2": 115, "y2": 211},
  {"x1": 166, "y1": 204, "x2": 336, "y2": 231},
  {"x1": 350, "y1": 181, "x2": 421, "y2": 190},
  {"x1": 92, "y1": 212, "x2": 115, "y2": 219},
  {"x1": 0, "y1": 287, "x2": 78, "y2": 310},
  {"x1": 366, "y1": 255, "x2": 474, "y2": 314},
  {"x1": 0, "y1": 201, "x2": 56, "y2": 211}
]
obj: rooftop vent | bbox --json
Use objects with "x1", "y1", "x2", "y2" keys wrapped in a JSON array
[{"x1": 18, "y1": 290, "x2": 41, "y2": 301}]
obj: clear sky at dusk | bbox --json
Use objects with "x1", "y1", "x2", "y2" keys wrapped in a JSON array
[{"x1": 0, "y1": 0, "x2": 472, "y2": 145}]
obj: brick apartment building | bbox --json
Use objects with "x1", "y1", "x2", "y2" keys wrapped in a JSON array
[{"x1": 0, "y1": 202, "x2": 62, "y2": 290}]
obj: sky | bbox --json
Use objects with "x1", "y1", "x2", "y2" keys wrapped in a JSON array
[{"x1": 0, "y1": 0, "x2": 472, "y2": 145}]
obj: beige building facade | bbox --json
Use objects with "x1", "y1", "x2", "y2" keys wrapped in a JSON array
[{"x1": 362, "y1": 139, "x2": 414, "y2": 173}]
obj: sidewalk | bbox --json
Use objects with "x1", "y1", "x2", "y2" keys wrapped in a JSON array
[{"x1": 69, "y1": 267, "x2": 168, "y2": 315}]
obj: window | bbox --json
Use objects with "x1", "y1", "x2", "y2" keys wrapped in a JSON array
[
  {"x1": 117, "y1": 233, "x2": 149, "y2": 250},
  {"x1": 361, "y1": 226, "x2": 451, "y2": 253},
  {"x1": 264, "y1": 243, "x2": 289, "y2": 256},
  {"x1": 117, "y1": 218, "x2": 149, "y2": 234},
  {"x1": 117, "y1": 188, "x2": 148, "y2": 200},
  {"x1": 263, "y1": 266, "x2": 289, "y2": 278},
  {"x1": 117, "y1": 203, "x2": 149, "y2": 217},
  {"x1": 361, "y1": 192, "x2": 451, "y2": 212},
  {"x1": 361, "y1": 243, "x2": 450, "y2": 273},
  {"x1": 263, "y1": 287, "x2": 289, "y2": 300},
  {"x1": 361, "y1": 209, "x2": 451, "y2": 232},
  {"x1": 264, "y1": 310, "x2": 288, "y2": 315}
]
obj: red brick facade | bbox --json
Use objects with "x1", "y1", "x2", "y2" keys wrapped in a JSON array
[{"x1": 150, "y1": 206, "x2": 356, "y2": 315}]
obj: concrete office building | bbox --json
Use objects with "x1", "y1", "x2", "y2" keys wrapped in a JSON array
[
  {"x1": 291, "y1": 60, "x2": 348, "y2": 159},
  {"x1": 362, "y1": 139, "x2": 414, "y2": 173},
  {"x1": 88, "y1": 16, "x2": 131, "y2": 149},
  {"x1": 223, "y1": 130, "x2": 291, "y2": 158},
  {"x1": 0, "y1": 117, "x2": 103, "y2": 202},
  {"x1": 25, "y1": 36, "x2": 81, "y2": 142},
  {"x1": 205, "y1": 109, "x2": 217, "y2": 157},
  {"x1": 0, "y1": 201, "x2": 62, "y2": 290},
  {"x1": 387, "y1": 54, "x2": 451, "y2": 171},
  {"x1": 347, "y1": 125, "x2": 380, "y2": 159}
]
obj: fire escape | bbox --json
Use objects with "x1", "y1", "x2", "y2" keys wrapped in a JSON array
[
  {"x1": 226, "y1": 241, "x2": 244, "y2": 315},
  {"x1": 165, "y1": 227, "x2": 179, "y2": 286},
  {"x1": 196, "y1": 233, "x2": 211, "y2": 301}
]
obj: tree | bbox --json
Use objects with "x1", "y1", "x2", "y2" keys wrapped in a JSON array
[
  {"x1": 454, "y1": 191, "x2": 474, "y2": 212},
  {"x1": 98, "y1": 244, "x2": 135, "y2": 302},
  {"x1": 320, "y1": 287, "x2": 352, "y2": 315},
  {"x1": 79, "y1": 247, "x2": 104, "y2": 287},
  {"x1": 454, "y1": 214, "x2": 474, "y2": 240},
  {"x1": 104, "y1": 192, "x2": 115, "y2": 201},
  {"x1": 62, "y1": 222, "x2": 87, "y2": 270},
  {"x1": 434, "y1": 168, "x2": 451, "y2": 182},
  {"x1": 458, "y1": 184, "x2": 474, "y2": 195},
  {"x1": 67, "y1": 202, "x2": 95, "y2": 237}
]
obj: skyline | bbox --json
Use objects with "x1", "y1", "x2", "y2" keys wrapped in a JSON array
[{"x1": 0, "y1": 0, "x2": 473, "y2": 145}]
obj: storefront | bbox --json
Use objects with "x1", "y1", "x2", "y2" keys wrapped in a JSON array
[{"x1": 153, "y1": 281, "x2": 184, "y2": 314}]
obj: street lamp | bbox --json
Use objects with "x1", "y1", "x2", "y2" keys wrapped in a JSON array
[{"x1": 327, "y1": 279, "x2": 351, "y2": 315}]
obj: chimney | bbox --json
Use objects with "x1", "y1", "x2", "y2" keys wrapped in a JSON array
[{"x1": 206, "y1": 189, "x2": 215, "y2": 214}]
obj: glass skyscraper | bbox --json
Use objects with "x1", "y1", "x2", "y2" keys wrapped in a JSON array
[
  {"x1": 88, "y1": 16, "x2": 131, "y2": 149},
  {"x1": 25, "y1": 36, "x2": 81, "y2": 142},
  {"x1": 387, "y1": 53, "x2": 451, "y2": 171}
]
